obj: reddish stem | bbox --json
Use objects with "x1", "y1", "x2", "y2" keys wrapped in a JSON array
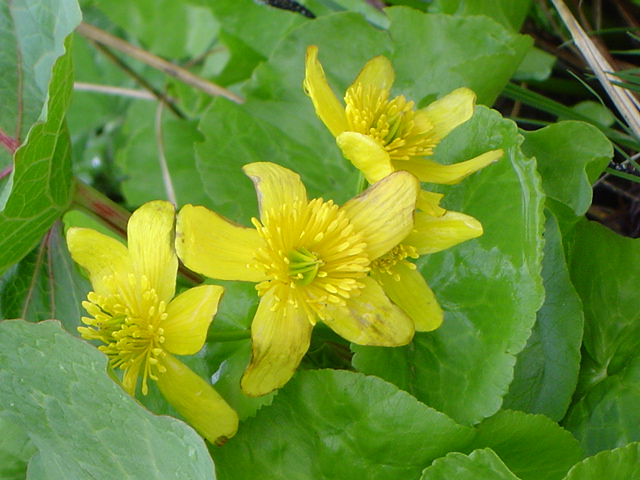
[
  {"x1": 0, "y1": 128, "x2": 19, "y2": 154},
  {"x1": 71, "y1": 179, "x2": 204, "y2": 285}
]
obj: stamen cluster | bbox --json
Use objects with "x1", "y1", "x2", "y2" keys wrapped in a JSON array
[
  {"x1": 251, "y1": 198, "x2": 370, "y2": 322},
  {"x1": 79, "y1": 273, "x2": 167, "y2": 395},
  {"x1": 371, "y1": 244, "x2": 420, "y2": 281},
  {"x1": 345, "y1": 83, "x2": 436, "y2": 161}
]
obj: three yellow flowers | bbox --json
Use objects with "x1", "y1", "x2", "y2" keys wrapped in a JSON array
[{"x1": 67, "y1": 45, "x2": 500, "y2": 445}]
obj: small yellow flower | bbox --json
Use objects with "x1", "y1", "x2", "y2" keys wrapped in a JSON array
[
  {"x1": 303, "y1": 45, "x2": 502, "y2": 185},
  {"x1": 67, "y1": 200, "x2": 238, "y2": 445},
  {"x1": 370, "y1": 191, "x2": 484, "y2": 331},
  {"x1": 175, "y1": 162, "x2": 420, "y2": 397}
]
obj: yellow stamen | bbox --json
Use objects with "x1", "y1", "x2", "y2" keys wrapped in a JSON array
[
  {"x1": 371, "y1": 244, "x2": 419, "y2": 281},
  {"x1": 344, "y1": 82, "x2": 437, "y2": 161},
  {"x1": 251, "y1": 198, "x2": 370, "y2": 322},
  {"x1": 79, "y1": 274, "x2": 167, "y2": 396}
]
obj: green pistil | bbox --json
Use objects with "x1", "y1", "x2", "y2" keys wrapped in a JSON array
[
  {"x1": 288, "y1": 247, "x2": 322, "y2": 286},
  {"x1": 384, "y1": 111, "x2": 405, "y2": 144}
]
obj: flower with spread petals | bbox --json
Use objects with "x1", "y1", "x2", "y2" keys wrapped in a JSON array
[
  {"x1": 304, "y1": 46, "x2": 505, "y2": 331},
  {"x1": 67, "y1": 200, "x2": 238, "y2": 445},
  {"x1": 303, "y1": 44, "x2": 503, "y2": 185},
  {"x1": 175, "y1": 162, "x2": 420, "y2": 397}
]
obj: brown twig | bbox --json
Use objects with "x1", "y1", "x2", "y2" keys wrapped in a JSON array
[
  {"x1": 86, "y1": 40, "x2": 185, "y2": 118},
  {"x1": 76, "y1": 22, "x2": 244, "y2": 104}
]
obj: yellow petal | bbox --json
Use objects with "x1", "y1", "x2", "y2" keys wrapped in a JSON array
[
  {"x1": 156, "y1": 353, "x2": 239, "y2": 445},
  {"x1": 322, "y1": 276, "x2": 414, "y2": 345},
  {"x1": 303, "y1": 45, "x2": 349, "y2": 137},
  {"x1": 127, "y1": 200, "x2": 178, "y2": 304},
  {"x1": 398, "y1": 149, "x2": 503, "y2": 184},
  {"x1": 406, "y1": 210, "x2": 483, "y2": 255},
  {"x1": 162, "y1": 285, "x2": 224, "y2": 355},
  {"x1": 175, "y1": 204, "x2": 265, "y2": 282},
  {"x1": 240, "y1": 288, "x2": 313, "y2": 397},
  {"x1": 351, "y1": 54, "x2": 395, "y2": 92},
  {"x1": 243, "y1": 162, "x2": 308, "y2": 218},
  {"x1": 417, "y1": 190, "x2": 447, "y2": 217},
  {"x1": 421, "y1": 87, "x2": 476, "y2": 142},
  {"x1": 375, "y1": 263, "x2": 443, "y2": 332},
  {"x1": 336, "y1": 131, "x2": 394, "y2": 184},
  {"x1": 341, "y1": 171, "x2": 419, "y2": 259},
  {"x1": 66, "y1": 227, "x2": 133, "y2": 298}
]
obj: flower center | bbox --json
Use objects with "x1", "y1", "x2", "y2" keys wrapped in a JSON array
[
  {"x1": 78, "y1": 273, "x2": 167, "y2": 395},
  {"x1": 344, "y1": 82, "x2": 437, "y2": 161},
  {"x1": 288, "y1": 246, "x2": 323, "y2": 286},
  {"x1": 371, "y1": 244, "x2": 419, "y2": 281},
  {"x1": 251, "y1": 198, "x2": 370, "y2": 322}
]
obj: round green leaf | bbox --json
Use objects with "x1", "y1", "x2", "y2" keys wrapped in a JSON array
[
  {"x1": 563, "y1": 442, "x2": 640, "y2": 480},
  {"x1": 566, "y1": 221, "x2": 640, "y2": 455},
  {"x1": 469, "y1": 410, "x2": 583, "y2": 480},
  {"x1": 421, "y1": 448, "x2": 521, "y2": 480},
  {"x1": 387, "y1": 7, "x2": 533, "y2": 106},
  {"x1": 0, "y1": 320, "x2": 216, "y2": 479},
  {"x1": 503, "y1": 210, "x2": 583, "y2": 421},
  {"x1": 520, "y1": 121, "x2": 612, "y2": 216},
  {"x1": 212, "y1": 370, "x2": 475, "y2": 480}
]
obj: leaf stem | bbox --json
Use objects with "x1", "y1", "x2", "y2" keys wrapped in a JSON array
[
  {"x1": 72, "y1": 178, "x2": 130, "y2": 238},
  {"x1": 70, "y1": 179, "x2": 204, "y2": 285},
  {"x1": 0, "y1": 127, "x2": 19, "y2": 154},
  {"x1": 355, "y1": 171, "x2": 369, "y2": 194},
  {"x1": 76, "y1": 22, "x2": 244, "y2": 104}
]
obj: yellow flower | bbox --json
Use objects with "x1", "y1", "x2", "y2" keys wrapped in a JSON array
[
  {"x1": 370, "y1": 190, "x2": 484, "y2": 331},
  {"x1": 67, "y1": 200, "x2": 238, "y2": 445},
  {"x1": 303, "y1": 44, "x2": 503, "y2": 185},
  {"x1": 175, "y1": 162, "x2": 420, "y2": 397},
  {"x1": 304, "y1": 46, "x2": 504, "y2": 331}
]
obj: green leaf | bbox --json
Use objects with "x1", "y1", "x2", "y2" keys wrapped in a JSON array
[
  {"x1": 206, "y1": 0, "x2": 310, "y2": 59},
  {"x1": 0, "y1": 0, "x2": 82, "y2": 275},
  {"x1": 570, "y1": 221, "x2": 640, "y2": 382},
  {"x1": 196, "y1": 97, "x2": 358, "y2": 223},
  {"x1": 421, "y1": 448, "x2": 522, "y2": 480},
  {"x1": 387, "y1": 7, "x2": 533, "y2": 106},
  {"x1": 353, "y1": 106, "x2": 545, "y2": 425},
  {"x1": 212, "y1": 370, "x2": 475, "y2": 480},
  {"x1": 468, "y1": 410, "x2": 583, "y2": 480},
  {"x1": 520, "y1": 121, "x2": 612, "y2": 216},
  {"x1": 564, "y1": 221, "x2": 640, "y2": 455},
  {"x1": 0, "y1": 42, "x2": 75, "y2": 276},
  {"x1": 0, "y1": 0, "x2": 81, "y2": 142},
  {"x1": 564, "y1": 101, "x2": 616, "y2": 128},
  {"x1": 66, "y1": 31, "x2": 132, "y2": 140},
  {"x1": 512, "y1": 47, "x2": 556, "y2": 82},
  {"x1": 0, "y1": 221, "x2": 90, "y2": 332},
  {"x1": 562, "y1": 442, "x2": 640, "y2": 480},
  {"x1": 91, "y1": 0, "x2": 217, "y2": 59},
  {"x1": 197, "y1": 7, "x2": 532, "y2": 219},
  {"x1": 0, "y1": 320, "x2": 216, "y2": 479},
  {"x1": 0, "y1": 417, "x2": 36, "y2": 480},
  {"x1": 503, "y1": 211, "x2": 583, "y2": 421},
  {"x1": 203, "y1": 281, "x2": 274, "y2": 421},
  {"x1": 115, "y1": 105, "x2": 212, "y2": 209},
  {"x1": 429, "y1": 0, "x2": 532, "y2": 31}
]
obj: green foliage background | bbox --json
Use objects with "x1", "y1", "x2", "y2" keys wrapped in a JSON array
[{"x1": 1, "y1": 0, "x2": 639, "y2": 478}]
